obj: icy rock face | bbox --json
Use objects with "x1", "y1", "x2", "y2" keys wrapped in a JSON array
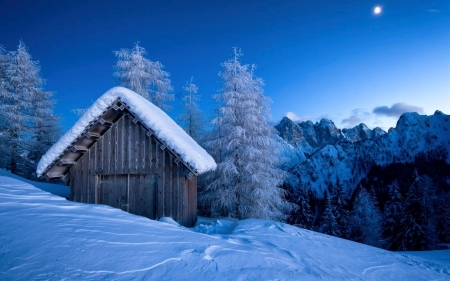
[
  {"x1": 275, "y1": 117, "x2": 305, "y2": 147},
  {"x1": 275, "y1": 118, "x2": 314, "y2": 154},
  {"x1": 276, "y1": 118, "x2": 385, "y2": 151},
  {"x1": 276, "y1": 111, "x2": 450, "y2": 197},
  {"x1": 341, "y1": 123, "x2": 386, "y2": 142}
]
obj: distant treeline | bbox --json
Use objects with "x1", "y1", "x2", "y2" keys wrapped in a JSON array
[{"x1": 286, "y1": 148, "x2": 450, "y2": 251}]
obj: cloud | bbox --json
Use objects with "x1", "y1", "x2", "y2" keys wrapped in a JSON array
[
  {"x1": 285, "y1": 112, "x2": 311, "y2": 122},
  {"x1": 428, "y1": 9, "x2": 440, "y2": 13},
  {"x1": 373, "y1": 102, "x2": 424, "y2": 118},
  {"x1": 315, "y1": 114, "x2": 332, "y2": 121},
  {"x1": 341, "y1": 109, "x2": 371, "y2": 127}
]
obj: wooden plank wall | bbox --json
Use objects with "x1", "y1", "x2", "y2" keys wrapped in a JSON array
[{"x1": 69, "y1": 113, "x2": 198, "y2": 227}]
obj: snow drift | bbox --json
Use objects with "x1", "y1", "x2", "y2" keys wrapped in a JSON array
[{"x1": 0, "y1": 175, "x2": 449, "y2": 280}]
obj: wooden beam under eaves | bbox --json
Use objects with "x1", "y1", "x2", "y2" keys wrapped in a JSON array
[
  {"x1": 85, "y1": 132, "x2": 101, "y2": 140},
  {"x1": 57, "y1": 159, "x2": 76, "y2": 166},
  {"x1": 71, "y1": 145, "x2": 88, "y2": 153},
  {"x1": 45, "y1": 172, "x2": 64, "y2": 180},
  {"x1": 99, "y1": 118, "x2": 113, "y2": 127}
]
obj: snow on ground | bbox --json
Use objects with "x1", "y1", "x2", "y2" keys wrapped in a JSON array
[
  {"x1": 1, "y1": 175, "x2": 449, "y2": 280},
  {"x1": 0, "y1": 168, "x2": 69, "y2": 198}
]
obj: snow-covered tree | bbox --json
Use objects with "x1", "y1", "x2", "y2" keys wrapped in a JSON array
[
  {"x1": 0, "y1": 42, "x2": 59, "y2": 176},
  {"x1": 28, "y1": 88, "x2": 60, "y2": 163},
  {"x1": 320, "y1": 191, "x2": 339, "y2": 236},
  {"x1": 114, "y1": 42, "x2": 174, "y2": 111},
  {"x1": 382, "y1": 181, "x2": 404, "y2": 250},
  {"x1": 201, "y1": 48, "x2": 289, "y2": 221},
  {"x1": 348, "y1": 186, "x2": 382, "y2": 247},
  {"x1": 178, "y1": 77, "x2": 204, "y2": 142},
  {"x1": 0, "y1": 45, "x2": 8, "y2": 82},
  {"x1": 397, "y1": 171, "x2": 433, "y2": 250},
  {"x1": 0, "y1": 42, "x2": 38, "y2": 174},
  {"x1": 0, "y1": 46, "x2": 10, "y2": 168}
]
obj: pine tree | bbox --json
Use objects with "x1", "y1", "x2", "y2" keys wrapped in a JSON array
[
  {"x1": 114, "y1": 42, "x2": 174, "y2": 111},
  {"x1": 202, "y1": 48, "x2": 289, "y2": 221},
  {"x1": 348, "y1": 187, "x2": 382, "y2": 247},
  {"x1": 435, "y1": 194, "x2": 450, "y2": 243},
  {"x1": 397, "y1": 170, "x2": 431, "y2": 251},
  {"x1": 28, "y1": 88, "x2": 60, "y2": 164},
  {"x1": 0, "y1": 42, "x2": 59, "y2": 176},
  {"x1": 0, "y1": 45, "x2": 7, "y2": 82},
  {"x1": 0, "y1": 46, "x2": 10, "y2": 168},
  {"x1": 0, "y1": 42, "x2": 38, "y2": 174},
  {"x1": 290, "y1": 181, "x2": 314, "y2": 229},
  {"x1": 178, "y1": 77, "x2": 204, "y2": 143},
  {"x1": 331, "y1": 179, "x2": 350, "y2": 238},
  {"x1": 382, "y1": 181, "x2": 404, "y2": 250},
  {"x1": 320, "y1": 191, "x2": 339, "y2": 236}
]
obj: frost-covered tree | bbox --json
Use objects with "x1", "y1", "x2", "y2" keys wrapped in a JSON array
[
  {"x1": 382, "y1": 181, "x2": 404, "y2": 250},
  {"x1": 28, "y1": 88, "x2": 60, "y2": 163},
  {"x1": 397, "y1": 171, "x2": 432, "y2": 250},
  {"x1": 114, "y1": 42, "x2": 174, "y2": 111},
  {"x1": 320, "y1": 191, "x2": 339, "y2": 236},
  {"x1": 0, "y1": 42, "x2": 38, "y2": 174},
  {"x1": 289, "y1": 181, "x2": 314, "y2": 230},
  {"x1": 0, "y1": 42, "x2": 59, "y2": 176},
  {"x1": 178, "y1": 77, "x2": 204, "y2": 142},
  {"x1": 0, "y1": 46, "x2": 10, "y2": 167},
  {"x1": 0, "y1": 45, "x2": 8, "y2": 82},
  {"x1": 348, "y1": 187, "x2": 382, "y2": 247},
  {"x1": 201, "y1": 48, "x2": 289, "y2": 221},
  {"x1": 0, "y1": 45, "x2": 9, "y2": 106}
]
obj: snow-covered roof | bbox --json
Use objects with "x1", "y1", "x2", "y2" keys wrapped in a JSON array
[{"x1": 37, "y1": 87, "x2": 216, "y2": 177}]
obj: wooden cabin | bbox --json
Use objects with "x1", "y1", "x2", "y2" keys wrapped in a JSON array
[{"x1": 37, "y1": 87, "x2": 216, "y2": 227}]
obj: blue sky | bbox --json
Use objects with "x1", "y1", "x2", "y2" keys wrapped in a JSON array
[{"x1": 2, "y1": 0, "x2": 449, "y2": 131}]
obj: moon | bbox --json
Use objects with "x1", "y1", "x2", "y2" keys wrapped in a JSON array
[{"x1": 374, "y1": 6, "x2": 382, "y2": 15}]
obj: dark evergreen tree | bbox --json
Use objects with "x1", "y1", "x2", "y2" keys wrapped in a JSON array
[
  {"x1": 397, "y1": 170, "x2": 432, "y2": 251},
  {"x1": 348, "y1": 186, "x2": 382, "y2": 247},
  {"x1": 435, "y1": 193, "x2": 450, "y2": 244},
  {"x1": 382, "y1": 181, "x2": 404, "y2": 250},
  {"x1": 320, "y1": 191, "x2": 339, "y2": 236},
  {"x1": 331, "y1": 179, "x2": 350, "y2": 238},
  {"x1": 289, "y1": 181, "x2": 314, "y2": 230}
]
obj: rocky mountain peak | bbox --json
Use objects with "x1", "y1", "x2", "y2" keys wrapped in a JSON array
[{"x1": 276, "y1": 111, "x2": 450, "y2": 197}]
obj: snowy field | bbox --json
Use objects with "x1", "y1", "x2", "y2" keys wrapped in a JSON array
[{"x1": 0, "y1": 173, "x2": 449, "y2": 280}]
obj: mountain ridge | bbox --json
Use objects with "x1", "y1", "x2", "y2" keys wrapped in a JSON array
[{"x1": 276, "y1": 110, "x2": 450, "y2": 196}]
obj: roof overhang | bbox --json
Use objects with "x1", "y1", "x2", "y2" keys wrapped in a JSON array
[{"x1": 41, "y1": 98, "x2": 199, "y2": 181}]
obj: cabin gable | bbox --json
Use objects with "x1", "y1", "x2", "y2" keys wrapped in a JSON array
[{"x1": 44, "y1": 99, "x2": 199, "y2": 227}]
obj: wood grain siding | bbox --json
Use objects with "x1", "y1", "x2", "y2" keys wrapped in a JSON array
[{"x1": 68, "y1": 112, "x2": 198, "y2": 227}]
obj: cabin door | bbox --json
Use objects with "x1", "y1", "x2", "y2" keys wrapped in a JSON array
[
  {"x1": 96, "y1": 174, "x2": 129, "y2": 212},
  {"x1": 96, "y1": 174, "x2": 158, "y2": 218},
  {"x1": 128, "y1": 174, "x2": 158, "y2": 219}
]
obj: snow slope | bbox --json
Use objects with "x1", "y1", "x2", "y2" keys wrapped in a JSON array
[
  {"x1": 1, "y1": 175, "x2": 449, "y2": 280},
  {"x1": 0, "y1": 168, "x2": 69, "y2": 198}
]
